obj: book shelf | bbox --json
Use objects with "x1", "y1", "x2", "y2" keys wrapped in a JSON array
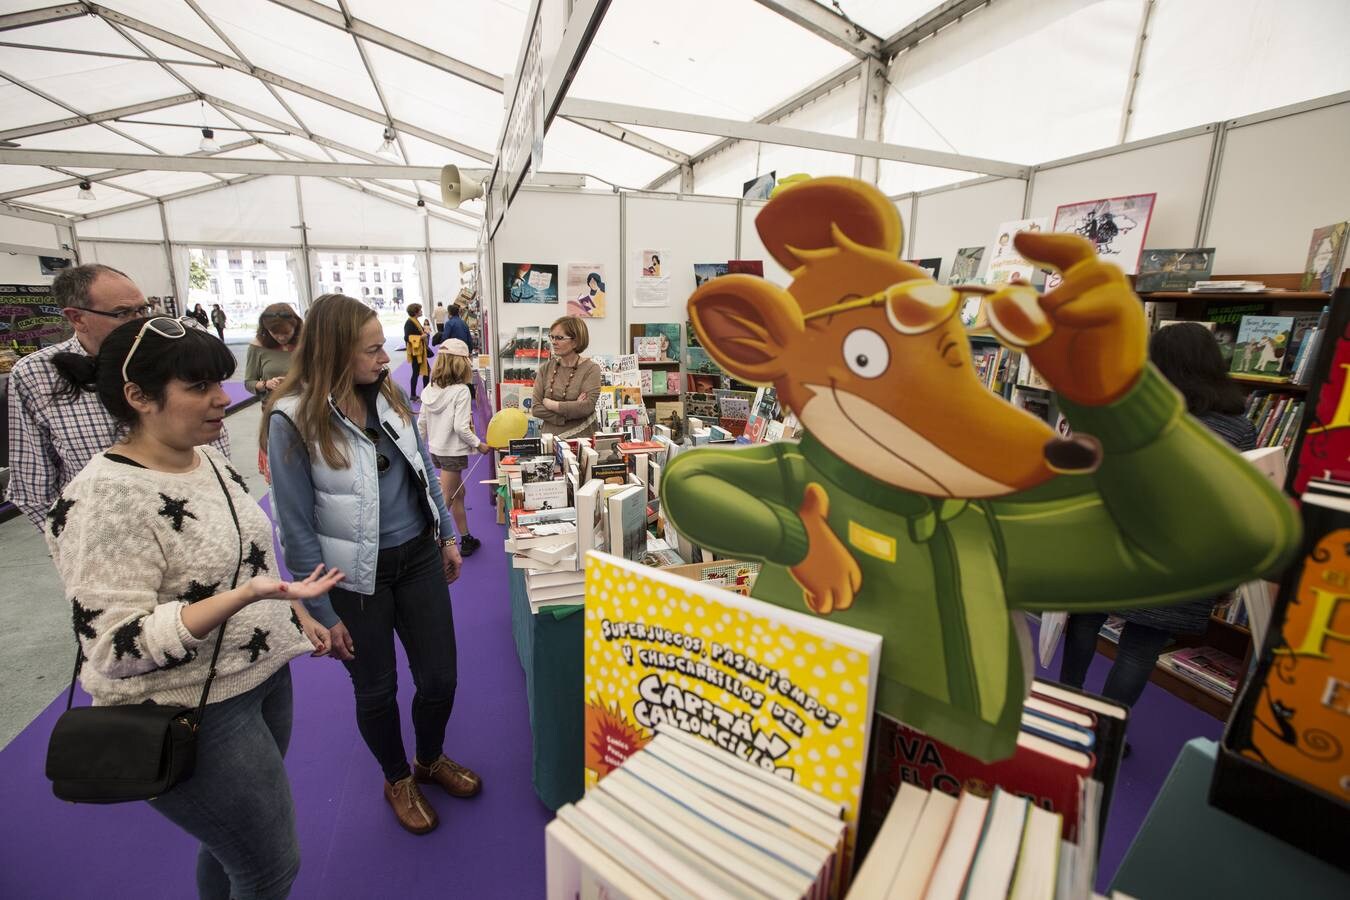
[{"x1": 628, "y1": 323, "x2": 683, "y2": 408}]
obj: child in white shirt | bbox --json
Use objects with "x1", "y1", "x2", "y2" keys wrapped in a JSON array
[{"x1": 418, "y1": 338, "x2": 490, "y2": 556}]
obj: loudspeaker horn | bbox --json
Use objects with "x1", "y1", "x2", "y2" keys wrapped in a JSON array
[
  {"x1": 440, "y1": 165, "x2": 485, "y2": 207},
  {"x1": 459, "y1": 261, "x2": 477, "y2": 274}
]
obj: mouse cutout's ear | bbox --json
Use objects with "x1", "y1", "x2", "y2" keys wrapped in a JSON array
[
  {"x1": 689, "y1": 275, "x2": 803, "y2": 386},
  {"x1": 756, "y1": 176, "x2": 902, "y2": 271}
]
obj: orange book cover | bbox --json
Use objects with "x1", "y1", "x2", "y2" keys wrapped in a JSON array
[{"x1": 1234, "y1": 490, "x2": 1349, "y2": 801}]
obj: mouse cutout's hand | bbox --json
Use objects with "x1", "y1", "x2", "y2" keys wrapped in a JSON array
[
  {"x1": 985, "y1": 232, "x2": 1147, "y2": 407},
  {"x1": 789, "y1": 484, "x2": 862, "y2": 615}
]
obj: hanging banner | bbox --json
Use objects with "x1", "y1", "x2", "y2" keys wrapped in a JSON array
[{"x1": 1, "y1": 283, "x2": 69, "y2": 359}]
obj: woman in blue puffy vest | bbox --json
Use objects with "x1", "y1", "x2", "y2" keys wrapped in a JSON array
[{"x1": 266, "y1": 293, "x2": 482, "y2": 836}]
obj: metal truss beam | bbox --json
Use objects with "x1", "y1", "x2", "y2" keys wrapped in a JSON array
[
  {"x1": 879, "y1": 0, "x2": 989, "y2": 57},
  {"x1": 0, "y1": 139, "x2": 259, "y2": 201},
  {"x1": 0, "y1": 201, "x2": 71, "y2": 225},
  {"x1": 752, "y1": 0, "x2": 881, "y2": 59},
  {"x1": 0, "y1": 93, "x2": 198, "y2": 141},
  {"x1": 0, "y1": 148, "x2": 446, "y2": 180},
  {"x1": 0, "y1": 4, "x2": 84, "y2": 32},
  {"x1": 73, "y1": 174, "x2": 265, "y2": 221},
  {"x1": 566, "y1": 98, "x2": 1027, "y2": 178}
]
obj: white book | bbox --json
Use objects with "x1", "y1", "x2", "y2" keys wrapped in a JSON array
[
  {"x1": 963, "y1": 788, "x2": 1030, "y2": 900},
  {"x1": 1008, "y1": 804, "x2": 1062, "y2": 900},
  {"x1": 526, "y1": 579, "x2": 586, "y2": 604},
  {"x1": 557, "y1": 802, "x2": 716, "y2": 900},
  {"x1": 922, "y1": 792, "x2": 989, "y2": 900},
  {"x1": 545, "y1": 816, "x2": 659, "y2": 900},
  {"x1": 525, "y1": 569, "x2": 586, "y2": 589},
  {"x1": 848, "y1": 783, "x2": 929, "y2": 899},
  {"x1": 523, "y1": 479, "x2": 569, "y2": 511},
  {"x1": 887, "y1": 789, "x2": 959, "y2": 900},
  {"x1": 511, "y1": 551, "x2": 579, "y2": 572},
  {"x1": 575, "y1": 479, "x2": 606, "y2": 560}
]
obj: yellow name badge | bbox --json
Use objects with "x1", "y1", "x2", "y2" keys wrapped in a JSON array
[{"x1": 848, "y1": 520, "x2": 896, "y2": 563}]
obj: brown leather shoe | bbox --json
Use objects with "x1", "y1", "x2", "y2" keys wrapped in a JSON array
[
  {"x1": 384, "y1": 775, "x2": 438, "y2": 834},
  {"x1": 414, "y1": 754, "x2": 482, "y2": 798}
]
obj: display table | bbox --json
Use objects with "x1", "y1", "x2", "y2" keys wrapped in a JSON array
[
  {"x1": 505, "y1": 529, "x2": 585, "y2": 810},
  {"x1": 1112, "y1": 739, "x2": 1349, "y2": 899}
]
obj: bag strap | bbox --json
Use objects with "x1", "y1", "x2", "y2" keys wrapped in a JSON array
[{"x1": 63, "y1": 451, "x2": 243, "y2": 718}]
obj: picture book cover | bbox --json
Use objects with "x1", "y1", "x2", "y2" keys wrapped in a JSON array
[
  {"x1": 564, "y1": 263, "x2": 606, "y2": 318},
  {"x1": 743, "y1": 171, "x2": 776, "y2": 200},
  {"x1": 605, "y1": 486, "x2": 647, "y2": 560},
  {"x1": 1207, "y1": 302, "x2": 1267, "y2": 367},
  {"x1": 987, "y1": 218, "x2": 1049, "y2": 285},
  {"x1": 1045, "y1": 193, "x2": 1156, "y2": 286},
  {"x1": 503, "y1": 262, "x2": 559, "y2": 304},
  {"x1": 1302, "y1": 222, "x2": 1348, "y2": 292},
  {"x1": 582, "y1": 552, "x2": 881, "y2": 867},
  {"x1": 633, "y1": 336, "x2": 662, "y2": 361},
  {"x1": 593, "y1": 354, "x2": 640, "y2": 387},
  {"x1": 643, "y1": 323, "x2": 681, "y2": 361},
  {"x1": 1134, "y1": 247, "x2": 1215, "y2": 292},
  {"x1": 726, "y1": 260, "x2": 764, "y2": 277},
  {"x1": 1229, "y1": 488, "x2": 1350, "y2": 803},
  {"x1": 523, "y1": 479, "x2": 569, "y2": 511},
  {"x1": 1231, "y1": 315, "x2": 1295, "y2": 377},
  {"x1": 685, "y1": 345, "x2": 721, "y2": 375},
  {"x1": 693, "y1": 263, "x2": 728, "y2": 287},
  {"x1": 948, "y1": 246, "x2": 984, "y2": 286}
]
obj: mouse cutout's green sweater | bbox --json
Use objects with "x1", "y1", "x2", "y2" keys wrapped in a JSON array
[{"x1": 662, "y1": 367, "x2": 1299, "y2": 761}]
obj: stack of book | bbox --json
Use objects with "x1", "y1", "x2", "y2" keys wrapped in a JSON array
[
  {"x1": 1190, "y1": 280, "x2": 1266, "y2": 293},
  {"x1": 547, "y1": 724, "x2": 848, "y2": 900},
  {"x1": 850, "y1": 783, "x2": 1083, "y2": 900},
  {"x1": 1157, "y1": 646, "x2": 1243, "y2": 702},
  {"x1": 507, "y1": 506, "x2": 578, "y2": 576}
]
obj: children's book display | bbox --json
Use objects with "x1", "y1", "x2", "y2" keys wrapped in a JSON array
[
  {"x1": 1133, "y1": 247, "x2": 1215, "y2": 292},
  {"x1": 582, "y1": 552, "x2": 882, "y2": 885},
  {"x1": 987, "y1": 218, "x2": 1048, "y2": 285},
  {"x1": 660, "y1": 176, "x2": 1299, "y2": 763},
  {"x1": 1042, "y1": 193, "x2": 1155, "y2": 292},
  {"x1": 1301, "y1": 222, "x2": 1348, "y2": 292}
]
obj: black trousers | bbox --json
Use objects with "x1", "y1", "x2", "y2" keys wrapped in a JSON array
[
  {"x1": 329, "y1": 533, "x2": 457, "y2": 782},
  {"x1": 1059, "y1": 612, "x2": 1171, "y2": 708}
]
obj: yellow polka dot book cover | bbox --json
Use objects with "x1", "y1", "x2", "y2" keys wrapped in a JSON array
[{"x1": 582, "y1": 551, "x2": 882, "y2": 873}]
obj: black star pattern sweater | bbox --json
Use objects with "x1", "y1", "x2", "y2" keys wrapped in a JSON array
[{"x1": 44, "y1": 446, "x2": 310, "y2": 708}]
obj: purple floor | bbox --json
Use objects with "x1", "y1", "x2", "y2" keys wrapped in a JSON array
[
  {"x1": 223, "y1": 380, "x2": 256, "y2": 412},
  {"x1": 0, "y1": 384, "x2": 551, "y2": 899},
  {"x1": 1029, "y1": 620, "x2": 1224, "y2": 892}
]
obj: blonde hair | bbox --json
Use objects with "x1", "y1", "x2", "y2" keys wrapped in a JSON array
[
  {"x1": 265, "y1": 293, "x2": 410, "y2": 469},
  {"x1": 550, "y1": 315, "x2": 589, "y2": 353},
  {"x1": 430, "y1": 350, "x2": 473, "y2": 387}
]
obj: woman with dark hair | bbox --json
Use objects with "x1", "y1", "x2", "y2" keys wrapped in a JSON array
[
  {"x1": 190, "y1": 303, "x2": 210, "y2": 329},
  {"x1": 267, "y1": 294, "x2": 477, "y2": 836},
  {"x1": 210, "y1": 303, "x2": 227, "y2": 341},
  {"x1": 44, "y1": 316, "x2": 338, "y2": 899},
  {"x1": 1059, "y1": 322, "x2": 1256, "y2": 709}
]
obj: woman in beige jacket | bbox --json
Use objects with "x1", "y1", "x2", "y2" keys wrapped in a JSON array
[{"x1": 531, "y1": 315, "x2": 602, "y2": 438}]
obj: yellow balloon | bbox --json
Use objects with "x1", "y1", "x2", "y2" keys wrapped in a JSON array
[{"x1": 486, "y1": 407, "x2": 529, "y2": 448}]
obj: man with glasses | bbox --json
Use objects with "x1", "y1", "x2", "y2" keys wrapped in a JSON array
[{"x1": 5, "y1": 264, "x2": 231, "y2": 529}]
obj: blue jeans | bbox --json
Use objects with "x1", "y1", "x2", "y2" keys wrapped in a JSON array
[
  {"x1": 1059, "y1": 612, "x2": 1172, "y2": 708},
  {"x1": 329, "y1": 532, "x2": 458, "y2": 783},
  {"x1": 148, "y1": 666, "x2": 299, "y2": 900}
]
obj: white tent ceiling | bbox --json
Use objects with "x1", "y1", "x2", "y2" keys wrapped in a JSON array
[{"x1": 0, "y1": 0, "x2": 1346, "y2": 226}]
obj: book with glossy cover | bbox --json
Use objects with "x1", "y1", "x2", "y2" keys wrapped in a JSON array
[
  {"x1": 1230, "y1": 315, "x2": 1295, "y2": 377},
  {"x1": 1134, "y1": 247, "x2": 1215, "y2": 292},
  {"x1": 1301, "y1": 222, "x2": 1348, "y2": 292},
  {"x1": 582, "y1": 551, "x2": 881, "y2": 875}
]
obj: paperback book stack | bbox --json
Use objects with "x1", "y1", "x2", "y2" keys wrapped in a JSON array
[
  {"x1": 1156, "y1": 646, "x2": 1242, "y2": 703},
  {"x1": 546, "y1": 724, "x2": 848, "y2": 900},
  {"x1": 849, "y1": 781, "x2": 1097, "y2": 900}
]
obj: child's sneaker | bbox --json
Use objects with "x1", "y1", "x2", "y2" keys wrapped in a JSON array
[{"x1": 459, "y1": 534, "x2": 481, "y2": 557}]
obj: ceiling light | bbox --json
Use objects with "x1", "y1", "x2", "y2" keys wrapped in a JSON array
[
  {"x1": 199, "y1": 128, "x2": 220, "y2": 153},
  {"x1": 376, "y1": 126, "x2": 398, "y2": 159},
  {"x1": 416, "y1": 198, "x2": 428, "y2": 217},
  {"x1": 76, "y1": 180, "x2": 95, "y2": 201}
]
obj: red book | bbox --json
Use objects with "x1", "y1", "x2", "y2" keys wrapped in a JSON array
[{"x1": 617, "y1": 440, "x2": 664, "y2": 453}]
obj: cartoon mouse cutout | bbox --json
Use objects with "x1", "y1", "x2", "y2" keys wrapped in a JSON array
[{"x1": 662, "y1": 177, "x2": 1300, "y2": 761}]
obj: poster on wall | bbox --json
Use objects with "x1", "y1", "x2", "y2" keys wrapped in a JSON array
[
  {"x1": 693, "y1": 262, "x2": 728, "y2": 286},
  {"x1": 565, "y1": 263, "x2": 607, "y2": 318},
  {"x1": 987, "y1": 217, "x2": 1049, "y2": 285},
  {"x1": 948, "y1": 246, "x2": 985, "y2": 285},
  {"x1": 502, "y1": 262, "x2": 558, "y2": 304},
  {"x1": 1043, "y1": 192, "x2": 1156, "y2": 290},
  {"x1": 742, "y1": 171, "x2": 776, "y2": 200},
  {"x1": 635, "y1": 249, "x2": 669, "y2": 308},
  {"x1": 1, "y1": 283, "x2": 70, "y2": 360}
]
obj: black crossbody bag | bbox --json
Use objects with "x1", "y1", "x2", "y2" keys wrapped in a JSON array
[{"x1": 46, "y1": 455, "x2": 245, "y2": 803}]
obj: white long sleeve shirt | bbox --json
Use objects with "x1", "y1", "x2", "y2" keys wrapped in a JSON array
[{"x1": 417, "y1": 383, "x2": 481, "y2": 457}]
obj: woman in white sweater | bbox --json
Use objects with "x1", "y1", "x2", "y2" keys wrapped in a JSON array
[
  {"x1": 418, "y1": 338, "x2": 489, "y2": 556},
  {"x1": 47, "y1": 315, "x2": 342, "y2": 900}
]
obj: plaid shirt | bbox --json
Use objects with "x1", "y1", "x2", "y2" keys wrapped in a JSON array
[{"x1": 5, "y1": 335, "x2": 231, "y2": 529}]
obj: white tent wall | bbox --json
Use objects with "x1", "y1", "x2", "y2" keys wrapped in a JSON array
[
  {"x1": 490, "y1": 188, "x2": 621, "y2": 364},
  {"x1": 907, "y1": 178, "x2": 1030, "y2": 284},
  {"x1": 0, "y1": 211, "x2": 72, "y2": 285},
  {"x1": 1026, "y1": 132, "x2": 1214, "y2": 251},
  {"x1": 300, "y1": 178, "x2": 429, "y2": 249},
  {"x1": 164, "y1": 177, "x2": 300, "y2": 246},
  {"x1": 73, "y1": 206, "x2": 164, "y2": 242},
  {"x1": 430, "y1": 252, "x2": 477, "y2": 308},
  {"x1": 77, "y1": 241, "x2": 174, "y2": 297},
  {"x1": 429, "y1": 218, "x2": 481, "y2": 251},
  {"x1": 623, "y1": 195, "x2": 739, "y2": 335},
  {"x1": 1208, "y1": 99, "x2": 1350, "y2": 275},
  {"x1": 693, "y1": 140, "x2": 761, "y2": 199}
]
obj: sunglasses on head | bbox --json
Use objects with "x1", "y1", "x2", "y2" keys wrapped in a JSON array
[
  {"x1": 121, "y1": 316, "x2": 209, "y2": 382},
  {"x1": 261, "y1": 311, "x2": 297, "y2": 322}
]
